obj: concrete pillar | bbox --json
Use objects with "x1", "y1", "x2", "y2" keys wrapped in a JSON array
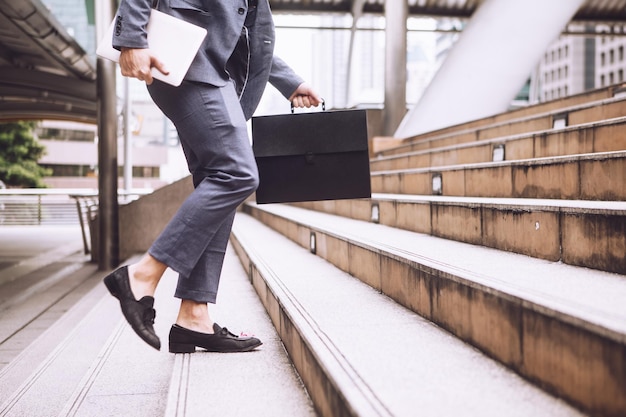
[
  {"x1": 95, "y1": 0, "x2": 119, "y2": 269},
  {"x1": 123, "y1": 77, "x2": 133, "y2": 195},
  {"x1": 344, "y1": 0, "x2": 366, "y2": 107},
  {"x1": 382, "y1": 0, "x2": 408, "y2": 136},
  {"x1": 394, "y1": 0, "x2": 586, "y2": 139}
]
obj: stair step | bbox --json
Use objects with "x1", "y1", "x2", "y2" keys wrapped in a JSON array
[
  {"x1": 0, "y1": 275, "x2": 121, "y2": 416},
  {"x1": 371, "y1": 150, "x2": 626, "y2": 201},
  {"x1": 0, "y1": 258, "x2": 100, "y2": 369},
  {"x1": 0, "y1": 227, "x2": 84, "y2": 288},
  {"x1": 231, "y1": 212, "x2": 585, "y2": 417},
  {"x1": 371, "y1": 116, "x2": 626, "y2": 171},
  {"x1": 378, "y1": 94, "x2": 624, "y2": 157},
  {"x1": 293, "y1": 194, "x2": 626, "y2": 274},
  {"x1": 162, "y1": 248, "x2": 315, "y2": 417},
  {"x1": 241, "y1": 202, "x2": 626, "y2": 417}
]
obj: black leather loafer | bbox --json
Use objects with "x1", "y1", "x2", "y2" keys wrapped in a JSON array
[
  {"x1": 103, "y1": 266, "x2": 161, "y2": 350},
  {"x1": 169, "y1": 323, "x2": 262, "y2": 353}
]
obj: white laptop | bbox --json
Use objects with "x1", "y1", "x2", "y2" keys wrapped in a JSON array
[{"x1": 96, "y1": 9, "x2": 207, "y2": 87}]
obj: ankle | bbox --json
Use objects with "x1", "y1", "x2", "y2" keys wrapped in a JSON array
[
  {"x1": 127, "y1": 264, "x2": 158, "y2": 298},
  {"x1": 176, "y1": 319, "x2": 215, "y2": 334},
  {"x1": 177, "y1": 300, "x2": 214, "y2": 333}
]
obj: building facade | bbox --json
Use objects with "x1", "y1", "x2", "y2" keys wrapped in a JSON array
[
  {"x1": 34, "y1": 0, "x2": 174, "y2": 190},
  {"x1": 534, "y1": 24, "x2": 626, "y2": 103}
]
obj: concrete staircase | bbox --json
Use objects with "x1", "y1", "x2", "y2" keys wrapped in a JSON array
[
  {"x1": 1, "y1": 85, "x2": 624, "y2": 417},
  {"x1": 231, "y1": 86, "x2": 626, "y2": 417}
]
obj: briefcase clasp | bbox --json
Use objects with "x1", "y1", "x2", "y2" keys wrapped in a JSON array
[{"x1": 305, "y1": 151, "x2": 315, "y2": 165}]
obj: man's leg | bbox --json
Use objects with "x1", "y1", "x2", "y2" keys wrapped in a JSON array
[
  {"x1": 106, "y1": 80, "x2": 260, "y2": 350},
  {"x1": 146, "y1": 81, "x2": 258, "y2": 281}
]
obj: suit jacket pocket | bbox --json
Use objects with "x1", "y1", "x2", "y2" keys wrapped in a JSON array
[{"x1": 169, "y1": 0, "x2": 211, "y2": 15}]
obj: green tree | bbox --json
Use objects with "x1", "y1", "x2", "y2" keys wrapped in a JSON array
[{"x1": 0, "y1": 121, "x2": 51, "y2": 188}]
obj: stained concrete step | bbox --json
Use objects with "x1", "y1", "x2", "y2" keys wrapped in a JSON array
[
  {"x1": 371, "y1": 116, "x2": 626, "y2": 171},
  {"x1": 371, "y1": 150, "x2": 626, "y2": 201},
  {"x1": 231, "y1": 212, "x2": 587, "y2": 417},
  {"x1": 0, "y1": 250, "x2": 315, "y2": 417},
  {"x1": 377, "y1": 94, "x2": 625, "y2": 157},
  {"x1": 292, "y1": 194, "x2": 626, "y2": 275},
  {"x1": 241, "y1": 202, "x2": 626, "y2": 417}
]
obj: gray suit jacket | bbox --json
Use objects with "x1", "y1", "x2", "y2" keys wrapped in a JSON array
[{"x1": 112, "y1": 0, "x2": 304, "y2": 119}]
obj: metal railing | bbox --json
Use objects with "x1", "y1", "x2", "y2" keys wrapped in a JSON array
[
  {"x1": 0, "y1": 188, "x2": 152, "y2": 254},
  {"x1": 0, "y1": 189, "x2": 93, "y2": 226}
]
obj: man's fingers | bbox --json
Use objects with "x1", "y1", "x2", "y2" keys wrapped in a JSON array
[
  {"x1": 118, "y1": 48, "x2": 167, "y2": 84},
  {"x1": 292, "y1": 95, "x2": 321, "y2": 108},
  {"x1": 311, "y1": 94, "x2": 322, "y2": 106},
  {"x1": 151, "y1": 57, "x2": 169, "y2": 76}
]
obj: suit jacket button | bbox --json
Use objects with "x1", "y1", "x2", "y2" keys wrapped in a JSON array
[
  {"x1": 238, "y1": 7, "x2": 245, "y2": 14},
  {"x1": 115, "y1": 16, "x2": 123, "y2": 36}
]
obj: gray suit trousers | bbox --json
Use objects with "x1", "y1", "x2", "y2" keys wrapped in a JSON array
[{"x1": 146, "y1": 80, "x2": 259, "y2": 303}]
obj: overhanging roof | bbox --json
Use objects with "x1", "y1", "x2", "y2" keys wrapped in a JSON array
[
  {"x1": 1, "y1": 0, "x2": 626, "y2": 124},
  {"x1": 269, "y1": 0, "x2": 626, "y2": 22},
  {"x1": 0, "y1": 0, "x2": 96, "y2": 123}
]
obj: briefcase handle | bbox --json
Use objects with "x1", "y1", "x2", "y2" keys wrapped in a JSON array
[{"x1": 291, "y1": 99, "x2": 326, "y2": 114}]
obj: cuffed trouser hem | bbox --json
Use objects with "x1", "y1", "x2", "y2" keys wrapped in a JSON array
[{"x1": 174, "y1": 288, "x2": 218, "y2": 304}]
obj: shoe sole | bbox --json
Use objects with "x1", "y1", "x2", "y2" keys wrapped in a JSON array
[{"x1": 169, "y1": 341, "x2": 263, "y2": 354}]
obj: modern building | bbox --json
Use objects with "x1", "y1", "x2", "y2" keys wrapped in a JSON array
[
  {"x1": 596, "y1": 24, "x2": 626, "y2": 88},
  {"x1": 35, "y1": 0, "x2": 174, "y2": 190},
  {"x1": 36, "y1": 119, "x2": 168, "y2": 190},
  {"x1": 533, "y1": 24, "x2": 595, "y2": 103},
  {"x1": 533, "y1": 23, "x2": 626, "y2": 103}
]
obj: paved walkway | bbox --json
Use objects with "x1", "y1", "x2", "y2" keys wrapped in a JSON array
[{"x1": 0, "y1": 225, "x2": 86, "y2": 286}]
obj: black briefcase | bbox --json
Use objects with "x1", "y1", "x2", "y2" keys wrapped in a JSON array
[{"x1": 252, "y1": 105, "x2": 371, "y2": 204}]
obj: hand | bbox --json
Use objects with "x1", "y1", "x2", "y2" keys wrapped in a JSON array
[
  {"x1": 119, "y1": 48, "x2": 169, "y2": 85},
  {"x1": 289, "y1": 83, "x2": 322, "y2": 108}
]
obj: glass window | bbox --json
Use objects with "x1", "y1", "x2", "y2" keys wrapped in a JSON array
[
  {"x1": 117, "y1": 166, "x2": 161, "y2": 178},
  {"x1": 40, "y1": 164, "x2": 96, "y2": 177},
  {"x1": 36, "y1": 128, "x2": 95, "y2": 142}
]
